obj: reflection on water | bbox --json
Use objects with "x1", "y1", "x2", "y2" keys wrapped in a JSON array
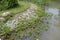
[
  {"x1": 41, "y1": 4, "x2": 60, "y2": 40},
  {"x1": 45, "y1": 8, "x2": 59, "y2": 15}
]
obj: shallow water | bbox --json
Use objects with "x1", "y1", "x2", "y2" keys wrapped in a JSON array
[{"x1": 41, "y1": 1, "x2": 60, "y2": 40}]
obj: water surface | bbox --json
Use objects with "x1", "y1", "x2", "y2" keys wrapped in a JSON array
[{"x1": 41, "y1": 1, "x2": 60, "y2": 40}]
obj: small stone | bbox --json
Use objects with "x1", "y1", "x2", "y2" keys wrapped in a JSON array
[
  {"x1": 0, "y1": 17, "x2": 5, "y2": 21},
  {"x1": 0, "y1": 38, "x2": 1, "y2": 40},
  {"x1": 27, "y1": 9, "x2": 30, "y2": 12},
  {"x1": 36, "y1": 39, "x2": 39, "y2": 40},
  {"x1": 2, "y1": 12, "x2": 11, "y2": 17}
]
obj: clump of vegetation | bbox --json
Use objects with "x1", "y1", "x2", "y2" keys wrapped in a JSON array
[
  {"x1": 0, "y1": 0, "x2": 49, "y2": 40},
  {"x1": 0, "y1": 0, "x2": 18, "y2": 11},
  {"x1": 20, "y1": 0, "x2": 51, "y2": 5},
  {"x1": 0, "y1": 1, "x2": 30, "y2": 24},
  {"x1": 0, "y1": 24, "x2": 10, "y2": 36},
  {"x1": 0, "y1": 1, "x2": 30, "y2": 16},
  {"x1": 0, "y1": 1, "x2": 30, "y2": 40},
  {"x1": 6, "y1": 6, "x2": 48, "y2": 40},
  {"x1": 0, "y1": 3, "x2": 49, "y2": 40}
]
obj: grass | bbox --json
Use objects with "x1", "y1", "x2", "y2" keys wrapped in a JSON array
[
  {"x1": 0, "y1": 1, "x2": 30, "y2": 37},
  {"x1": 0, "y1": 2, "x2": 49, "y2": 40},
  {"x1": 0, "y1": 1, "x2": 30, "y2": 23},
  {"x1": 0, "y1": 1, "x2": 30, "y2": 16},
  {"x1": 8, "y1": 5, "x2": 48, "y2": 40}
]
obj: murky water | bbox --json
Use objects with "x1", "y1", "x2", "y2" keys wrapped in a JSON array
[{"x1": 41, "y1": 1, "x2": 60, "y2": 40}]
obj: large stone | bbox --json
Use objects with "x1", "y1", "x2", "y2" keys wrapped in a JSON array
[{"x1": 2, "y1": 12, "x2": 11, "y2": 17}]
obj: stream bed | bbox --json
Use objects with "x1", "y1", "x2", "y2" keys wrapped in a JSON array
[{"x1": 41, "y1": 1, "x2": 60, "y2": 40}]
